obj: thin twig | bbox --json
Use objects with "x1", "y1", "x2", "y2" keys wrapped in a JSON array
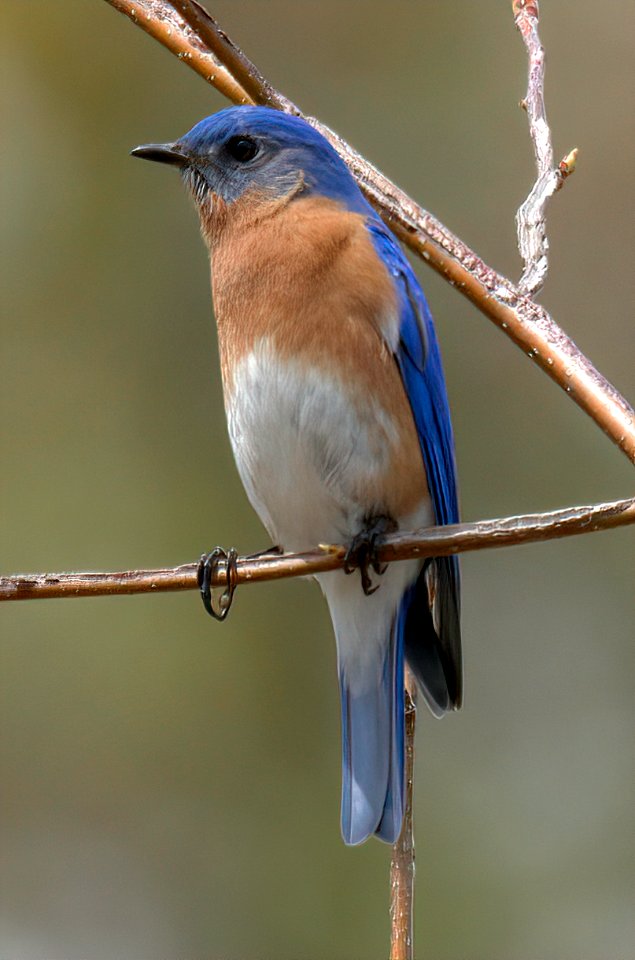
[
  {"x1": 513, "y1": 0, "x2": 578, "y2": 295},
  {"x1": 2, "y1": 498, "x2": 633, "y2": 603},
  {"x1": 104, "y1": 0, "x2": 635, "y2": 463},
  {"x1": 389, "y1": 675, "x2": 417, "y2": 960}
]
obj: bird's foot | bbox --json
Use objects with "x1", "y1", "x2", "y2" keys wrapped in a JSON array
[
  {"x1": 197, "y1": 546, "x2": 239, "y2": 621},
  {"x1": 344, "y1": 514, "x2": 397, "y2": 596}
]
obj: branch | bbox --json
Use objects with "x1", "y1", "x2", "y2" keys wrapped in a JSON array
[
  {"x1": 171, "y1": 0, "x2": 300, "y2": 113},
  {"x1": 104, "y1": 0, "x2": 635, "y2": 464},
  {"x1": 107, "y1": 0, "x2": 250, "y2": 104},
  {"x1": 389, "y1": 678, "x2": 417, "y2": 960},
  {"x1": 2, "y1": 498, "x2": 633, "y2": 603},
  {"x1": 513, "y1": 0, "x2": 578, "y2": 295}
]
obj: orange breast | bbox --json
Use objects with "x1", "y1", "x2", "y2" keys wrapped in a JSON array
[{"x1": 208, "y1": 193, "x2": 429, "y2": 520}]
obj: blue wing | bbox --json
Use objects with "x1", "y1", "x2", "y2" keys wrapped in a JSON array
[{"x1": 367, "y1": 220, "x2": 462, "y2": 714}]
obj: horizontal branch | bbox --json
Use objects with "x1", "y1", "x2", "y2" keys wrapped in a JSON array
[
  {"x1": 2, "y1": 497, "x2": 633, "y2": 603},
  {"x1": 105, "y1": 0, "x2": 635, "y2": 464}
]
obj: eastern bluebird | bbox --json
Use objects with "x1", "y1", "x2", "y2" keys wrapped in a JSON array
[{"x1": 132, "y1": 107, "x2": 461, "y2": 845}]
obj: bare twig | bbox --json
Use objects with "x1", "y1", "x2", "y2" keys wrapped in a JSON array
[
  {"x1": 389, "y1": 675, "x2": 417, "y2": 960},
  {"x1": 104, "y1": 0, "x2": 635, "y2": 463},
  {"x1": 513, "y1": 0, "x2": 578, "y2": 295},
  {"x1": 2, "y1": 498, "x2": 633, "y2": 603}
]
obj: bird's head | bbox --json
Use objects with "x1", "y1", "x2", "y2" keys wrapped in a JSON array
[{"x1": 132, "y1": 106, "x2": 371, "y2": 238}]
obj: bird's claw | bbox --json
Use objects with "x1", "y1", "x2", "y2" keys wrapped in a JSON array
[
  {"x1": 197, "y1": 546, "x2": 238, "y2": 621},
  {"x1": 344, "y1": 515, "x2": 396, "y2": 596}
]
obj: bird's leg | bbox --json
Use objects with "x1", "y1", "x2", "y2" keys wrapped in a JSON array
[
  {"x1": 197, "y1": 546, "x2": 239, "y2": 621},
  {"x1": 344, "y1": 514, "x2": 398, "y2": 596}
]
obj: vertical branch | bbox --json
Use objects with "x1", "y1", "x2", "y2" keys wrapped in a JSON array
[
  {"x1": 390, "y1": 674, "x2": 417, "y2": 960},
  {"x1": 513, "y1": 0, "x2": 578, "y2": 295}
]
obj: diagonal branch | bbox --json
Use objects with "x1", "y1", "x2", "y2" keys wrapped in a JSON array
[
  {"x1": 2, "y1": 498, "x2": 633, "y2": 603},
  {"x1": 104, "y1": 0, "x2": 635, "y2": 464},
  {"x1": 172, "y1": 0, "x2": 300, "y2": 112},
  {"x1": 107, "y1": 0, "x2": 250, "y2": 104}
]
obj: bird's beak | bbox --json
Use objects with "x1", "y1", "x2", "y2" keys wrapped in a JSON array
[{"x1": 130, "y1": 142, "x2": 190, "y2": 168}]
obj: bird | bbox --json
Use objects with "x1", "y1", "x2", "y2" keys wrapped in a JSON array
[{"x1": 131, "y1": 106, "x2": 461, "y2": 846}]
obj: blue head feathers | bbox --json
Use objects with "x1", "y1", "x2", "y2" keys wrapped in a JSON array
[{"x1": 132, "y1": 106, "x2": 373, "y2": 215}]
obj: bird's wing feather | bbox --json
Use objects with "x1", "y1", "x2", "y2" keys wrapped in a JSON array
[{"x1": 367, "y1": 220, "x2": 462, "y2": 711}]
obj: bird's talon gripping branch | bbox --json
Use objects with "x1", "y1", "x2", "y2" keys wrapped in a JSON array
[
  {"x1": 197, "y1": 546, "x2": 238, "y2": 620},
  {"x1": 344, "y1": 515, "x2": 397, "y2": 596}
]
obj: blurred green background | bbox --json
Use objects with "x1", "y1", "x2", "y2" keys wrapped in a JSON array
[{"x1": 1, "y1": 1, "x2": 633, "y2": 957}]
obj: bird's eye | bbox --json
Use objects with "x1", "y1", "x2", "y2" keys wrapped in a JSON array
[{"x1": 225, "y1": 136, "x2": 260, "y2": 163}]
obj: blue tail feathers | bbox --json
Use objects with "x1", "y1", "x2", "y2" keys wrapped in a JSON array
[{"x1": 339, "y1": 619, "x2": 405, "y2": 845}]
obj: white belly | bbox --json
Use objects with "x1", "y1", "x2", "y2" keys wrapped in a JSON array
[
  {"x1": 225, "y1": 338, "x2": 433, "y2": 685},
  {"x1": 226, "y1": 339, "x2": 401, "y2": 549}
]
